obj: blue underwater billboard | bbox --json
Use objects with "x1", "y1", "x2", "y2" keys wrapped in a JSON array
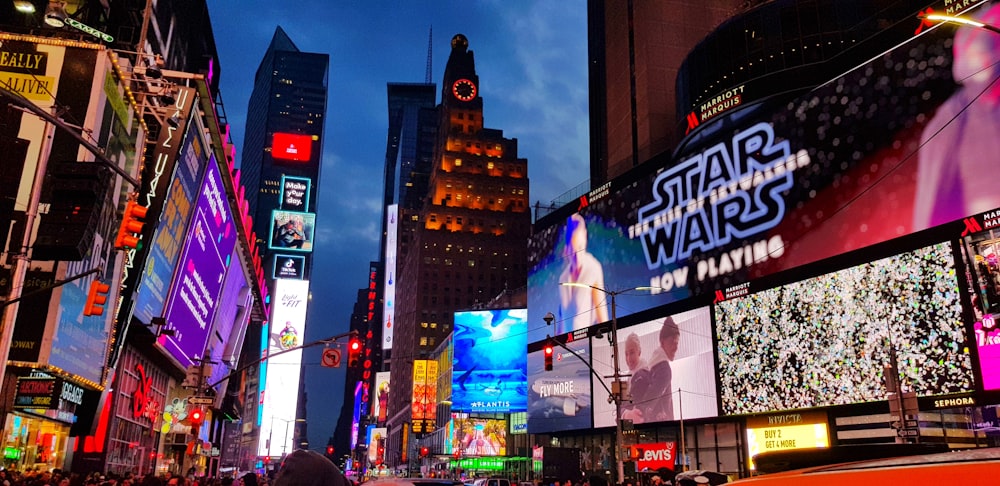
[{"x1": 451, "y1": 309, "x2": 528, "y2": 413}]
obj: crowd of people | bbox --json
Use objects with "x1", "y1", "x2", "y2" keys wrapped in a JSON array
[{"x1": 0, "y1": 451, "x2": 350, "y2": 486}]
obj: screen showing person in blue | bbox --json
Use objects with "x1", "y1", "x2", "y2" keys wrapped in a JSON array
[{"x1": 452, "y1": 309, "x2": 528, "y2": 413}]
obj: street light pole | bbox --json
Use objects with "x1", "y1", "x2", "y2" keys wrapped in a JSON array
[
  {"x1": 558, "y1": 283, "x2": 660, "y2": 485},
  {"x1": 608, "y1": 290, "x2": 626, "y2": 484}
]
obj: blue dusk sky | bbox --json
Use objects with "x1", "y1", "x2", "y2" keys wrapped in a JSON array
[{"x1": 207, "y1": 1, "x2": 589, "y2": 449}]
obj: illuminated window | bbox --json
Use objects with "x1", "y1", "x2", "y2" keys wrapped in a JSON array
[
  {"x1": 455, "y1": 159, "x2": 462, "y2": 167},
  {"x1": 487, "y1": 162, "x2": 494, "y2": 170},
  {"x1": 420, "y1": 337, "x2": 428, "y2": 346},
  {"x1": 421, "y1": 322, "x2": 428, "y2": 328},
  {"x1": 430, "y1": 322, "x2": 437, "y2": 329}
]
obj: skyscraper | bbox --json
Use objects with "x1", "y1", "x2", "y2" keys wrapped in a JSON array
[
  {"x1": 587, "y1": 0, "x2": 745, "y2": 186},
  {"x1": 383, "y1": 33, "x2": 530, "y2": 466},
  {"x1": 238, "y1": 26, "x2": 328, "y2": 464}
]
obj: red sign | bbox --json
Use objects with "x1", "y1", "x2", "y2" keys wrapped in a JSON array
[
  {"x1": 272, "y1": 133, "x2": 313, "y2": 162},
  {"x1": 132, "y1": 364, "x2": 160, "y2": 424},
  {"x1": 635, "y1": 442, "x2": 676, "y2": 471}
]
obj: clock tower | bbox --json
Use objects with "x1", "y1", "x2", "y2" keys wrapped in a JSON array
[
  {"x1": 442, "y1": 33, "x2": 483, "y2": 110},
  {"x1": 384, "y1": 33, "x2": 530, "y2": 459}
]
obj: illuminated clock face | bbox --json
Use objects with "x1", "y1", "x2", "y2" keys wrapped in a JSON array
[{"x1": 452, "y1": 78, "x2": 477, "y2": 102}]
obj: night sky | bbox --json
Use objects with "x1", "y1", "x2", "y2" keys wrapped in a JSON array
[{"x1": 206, "y1": 1, "x2": 589, "y2": 448}]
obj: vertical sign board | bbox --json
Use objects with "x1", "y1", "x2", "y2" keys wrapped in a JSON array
[
  {"x1": 411, "y1": 360, "x2": 427, "y2": 433},
  {"x1": 373, "y1": 372, "x2": 390, "y2": 424},
  {"x1": 383, "y1": 205, "x2": 398, "y2": 350},
  {"x1": 257, "y1": 279, "x2": 310, "y2": 457},
  {"x1": 131, "y1": 116, "x2": 206, "y2": 326},
  {"x1": 159, "y1": 155, "x2": 237, "y2": 368},
  {"x1": 280, "y1": 175, "x2": 311, "y2": 212}
]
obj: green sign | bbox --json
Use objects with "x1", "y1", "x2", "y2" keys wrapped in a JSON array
[
  {"x1": 457, "y1": 457, "x2": 505, "y2": 470},
  {"x1": 4, "y1": 446, "x2": 21, "y2": 460}
]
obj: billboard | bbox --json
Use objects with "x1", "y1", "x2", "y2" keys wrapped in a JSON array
[
  {"x1": 272, "y1": 132, "x2": 313, "y2": 162},
  {"x1": 958, "y1": 214, "x2": 1000, "y2": 390},
  {"x1": 745, "y1": 411, "x2": 830, "y2": 471},
  {"x1": 452, "y1": 309, "x2": 528, "y2": 413},
  {"x1": 634, "y1": 442, "x2": 677, "y2": 472},
  {"x1": 269, "y1": 210, "x2": 315, "y2": 252},
  {"x1": 527, "y1": 338, "x2": 591, "y2": 434},
  {"x1": 383, "y1": 205, "x2": 398, "y2": 350},
  {"x1": 368, "y1": 427, "x2": 387, "y2": 464},
  {"x1": 272, "y1": 254, "x2": 306, "y2": 280},
  {"x1": 132, "y1": 117, "x2": 206, "y2": 325},
  {"x1": 280, "y1": 175, "x2": 312, "y2": 211},
  {"x1": 373, "y1": 371, "x2": 390, "y2": 423},
  {"x1": 160, "y1": 155, "x2": 237, "y2": 368},
  {"x1": 257, "y1": 279, "x2": 310, "y2": 457},
  {"x1": 528, "y1": 1, "x2": 1000, "y2": 344},
  {"x1": 451, "y1": 414, "x2": 507, "y2": 456},
  {"x1": 411, "y1": 359, "x2": 438, "y2": 433},
  {"x1": 592, "y1": 307, "x2": 717, "y2": 427},
  {"x1": 716, "y1": 242, "x2": 973, "y2": 415}
]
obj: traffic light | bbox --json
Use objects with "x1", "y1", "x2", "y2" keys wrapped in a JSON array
[
  {"x1": 189, "y1": 407, "x2": 204, "y2": 426},
  {"x1": 419, "y1": 446, "x2": 429, "y2": 458},
  {"x1": 325, "y1": 445, "x2": 334, "y2": 457},
  {"x1": 83, "y1": 280, "x2": 111, "y2": 316},
  {"x1": 347, "y1": 338, "x2": 361, "y2": 367},
  {"x1": 115, "y1": 200, "x2": 148, "y2": 249},
  {"x1": 544, "y1": 340, "x2": 554, "y2": 371}
]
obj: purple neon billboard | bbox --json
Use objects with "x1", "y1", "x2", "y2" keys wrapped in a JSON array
[{"x1": 159, "y1": 155, "x2": 237, "y2": 367}]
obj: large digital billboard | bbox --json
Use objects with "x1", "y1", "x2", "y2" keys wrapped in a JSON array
[
  {"x1": 958, "y1": 211, "x2": 1000, "y2": 390},
  {"x1": 411, "y1": 359, "x2": 438, "y2": 433},
  {"x1": 452, "y1": 309, "x2": 528, "y2": 413},
  {"x1": 527, "y1": 338, "x2": 591, "y2": 434},
  {"x1": 451, "y1": 414, "x2": 507, "y2": 456},
  {"x1": 592, "y1": 307, "x2": 717, "y2": 427},
  {"x1": 132, "y1": 118, "x2": 205, "y2": 325},
  {"x1": 715, "y1": 242, "x2": 973, "y2": 415},
  {"x1": 373, "y1": 372, "x2": 390, "y2": 423},
  {"x1": 527, "y1": 1, "x2": 1000, "y2": 344},
  {"x1": 383, "y1": 205, "x2": 398, "y2": 350},
  {"x1": 258, "y1": 279, "x2": 310, "y2": 457},
  {"x1": 272, "y1": 132, "x2": 313, "y2": 162},
  {"x1": 269, "y1": 210, "x2": 316, "y2": 252},
  {"x1": 160, "y1": 155, "x2": 237, "y2": 368}
]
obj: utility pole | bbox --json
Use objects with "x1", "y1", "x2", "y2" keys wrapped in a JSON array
[{"x1": 0, "y1": 107, "x2": 56, "y2": 390}]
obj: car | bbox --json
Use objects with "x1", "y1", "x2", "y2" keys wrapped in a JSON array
[
  {"x1": 363, "y1": 479, "x2": 464, "y2": 486},
  {"x1": 728, "y1": 446, "x2": 1000, "y2": 486},
  {"x1": 473, "y1": 478, "x2": 511, "y2": 486}
]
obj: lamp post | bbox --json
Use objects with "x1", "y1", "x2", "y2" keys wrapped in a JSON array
[{"x1": 557, "y1": 283, "x2": 660, "y2": 485}]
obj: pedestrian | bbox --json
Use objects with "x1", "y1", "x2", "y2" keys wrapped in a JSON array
[{"x1": 271, "y1": 450, "x2": 350, "y2": 486}]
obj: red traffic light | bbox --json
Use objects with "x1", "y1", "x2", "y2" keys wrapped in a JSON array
[
  {"x1": 84, "y1": 280, "x2": 111, "y2": 316},
  {"x1": 419, "y1": 446, "x2": 429, "y2": 458},
  {"x1": 189, "y1": 407, "x2": 204, "y2": 425},
  {"x1": 347, "y1": 338, "x2": 361, "y2": 367},
  {"x1": 544, "y1": 341, "x2": 554, "y2": 371},
  {"x1": 115, "y1": 200, "x2": 148, "y2": 249},
  {"x1": 326, "y1": 445, "x2": 334, "y2": 456}
]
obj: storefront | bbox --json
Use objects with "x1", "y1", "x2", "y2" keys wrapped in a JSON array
[
  {"x1": 103, "y1": 345, "x2": 170, "y2": 476},
  {"x1": 3, "y1": 370, "x2": 86, "y2": 471}
]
